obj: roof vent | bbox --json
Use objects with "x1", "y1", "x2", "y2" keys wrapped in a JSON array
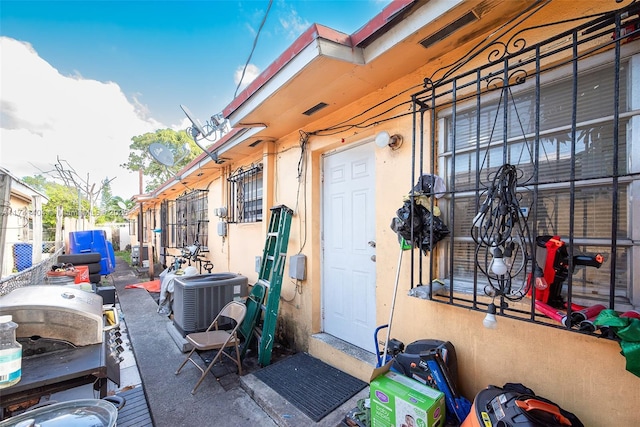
[
  {"x1": 302, "y1": 102, "x2": 329, "y2": 116},
  {"x1": 419, "y1": 10, "x2": 478, "y2": 49}
]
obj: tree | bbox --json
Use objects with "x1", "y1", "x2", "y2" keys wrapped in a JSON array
[
  {"x1": 22, "y1": 175, "x2": 47, "y2": 193},
  {"x1": 100, "y1": 177, "x2": 113, "y2": 211},
  {"x1": 40, "y1": 181, "x2": 90, "y2": 230},
  {"x1": 23, "y1": 175, "x2": 128, "y2": 230},
  {"x1": 120, "y1": 128, "x2": 199, "y2": 192},
  {"x1": 42, "y1": 156, "x2": 116, "y2": 224},
  {"x1": 96, "y1": 195, "x2": 134, "y2": 224}
]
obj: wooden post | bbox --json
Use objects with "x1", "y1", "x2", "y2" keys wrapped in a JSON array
[
  {"x1": 0, "y1": 173, "x2": 11, "y2": 277},
  {"x1": 55, "y1": 206, "x2": 63, "y2": 253},
  {"x1": 138, "y1": 169, "x2": 154, "y2": 280}
]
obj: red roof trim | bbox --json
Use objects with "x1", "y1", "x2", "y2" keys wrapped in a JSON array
[
  {"x1": 223, "y1": 24, "x2": 350, "y2": 117},
  {"x1": 223, "y1": 0, "x2": 416, "y2": 118},
  {"x1": 351, "y1": 0, "x2": 415, "y2": 46}
]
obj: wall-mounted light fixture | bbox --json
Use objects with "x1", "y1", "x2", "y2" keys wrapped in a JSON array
[{"x1": 375, "y1": 131, "x2": 403, "y2": 150}]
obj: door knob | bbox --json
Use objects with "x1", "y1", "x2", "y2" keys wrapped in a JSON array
[{"x1": 371, "y1": 255, "x2": 376, "y2": 262}]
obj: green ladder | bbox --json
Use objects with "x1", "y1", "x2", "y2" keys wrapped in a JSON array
[{"x1": 246, "y1": 205, "x2": 293, "y2": 366}]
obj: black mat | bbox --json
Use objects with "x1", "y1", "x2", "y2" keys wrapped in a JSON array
[{"x1": 253, "y1": 352, "x2": 367, "y2": 422}]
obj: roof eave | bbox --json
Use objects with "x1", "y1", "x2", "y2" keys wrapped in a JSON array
[{"x1": 223, "y1": 0, "x2": 418, "y2": 122}]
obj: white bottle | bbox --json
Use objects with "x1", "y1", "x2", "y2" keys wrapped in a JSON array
[{"x1": 0, "y1": 315, "x2": 22, "y2": 388}]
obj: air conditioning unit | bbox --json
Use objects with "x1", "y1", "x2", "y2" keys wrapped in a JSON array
[{"x1": 173, "y1": 273, "x2": 248, "y2": 337}]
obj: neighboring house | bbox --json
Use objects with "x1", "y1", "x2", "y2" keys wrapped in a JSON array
[
  {"x1": 0, "y1": 166, "x2": 49, "y2": 278},
  {"x1": 133, "y1": 1, "x2": 640, "y2": 425}
]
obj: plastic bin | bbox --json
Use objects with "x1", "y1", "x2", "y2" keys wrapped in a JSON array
[
  {"x1": 68, "y1": 230, "x2": 115, "y2": 275},
  {"x1": 13, "y1": 243, "x2": 33, "y2": 272}
]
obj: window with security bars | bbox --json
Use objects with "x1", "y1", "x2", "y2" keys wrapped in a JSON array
[
  {"x1": 160, "y1": 200, "x2": 176, "y2": 248},
  {"x1": 438, "y1": 61, "x2": 634, "y2": 311},
  {"x1": 409, "y1": 5, "x2": 640, "y2": 332},
  {"x1": 227, "y1": 164, "x2": 263, "y2": 223},
  {"x1": 174, "y1": 190, "x2": 208, "y2": 249}
]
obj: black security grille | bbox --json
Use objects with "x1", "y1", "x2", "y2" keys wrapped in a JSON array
[
  {"x1": 227, "y1": 164, "x2": 263, "y2": 223},
  {"x1": 175, "y1": 190, "x2": 208, "y2": 249},
  {"x1": 160, "y1": 200, "x2": 176, "y2": 248},
  {"x1": 408, "y1": 3, "x2": 639, "y2": 335}
]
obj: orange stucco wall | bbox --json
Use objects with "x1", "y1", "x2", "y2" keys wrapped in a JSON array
[{"x1": 140, "y1": 2, "x2": 640, "y2": 425}]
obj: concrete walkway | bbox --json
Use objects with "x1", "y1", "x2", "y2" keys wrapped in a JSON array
[{"x1": 111, "y1": 258, "x2": 365, "y2": 427}]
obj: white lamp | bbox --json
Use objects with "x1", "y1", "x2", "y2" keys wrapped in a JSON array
[
  {"x1": 490, "y1": 247, "x2": 508, "y2": 276},
  {"x1": 375, "y1": 131, "x2": 403, "y2": 150},
  {"x1": 483, "y1": 303, "x2": 498, "y2": 329}
]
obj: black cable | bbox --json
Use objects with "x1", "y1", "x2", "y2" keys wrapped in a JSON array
[
  {"x1": 310, "y1": 83, "x2": 422, "y2": 136},
  {"x1": 297, "y1": 131, "x2": 309, "y2": 179},
  {"x1": 471, "y1": 164, "x2": 521, "y2": 246},
  {"x1": 234, "y1": 0, "x2": 273, "y2": 99},
  {"x1": 472, "y1": 164, "x2": 532, "y2": 300}
]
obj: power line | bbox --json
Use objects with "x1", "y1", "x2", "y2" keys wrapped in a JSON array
[{"x1": 234, "y1": 0, "x2": 273, "y2": 99}]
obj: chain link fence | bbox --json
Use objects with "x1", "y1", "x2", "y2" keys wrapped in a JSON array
[{"x1": 0, "y1": 246, "x2": 64, "y2": 296}]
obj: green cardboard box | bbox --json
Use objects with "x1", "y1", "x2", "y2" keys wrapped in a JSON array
[{"x1": 369, "y1": 362, "x2": 445, "y2": 427}]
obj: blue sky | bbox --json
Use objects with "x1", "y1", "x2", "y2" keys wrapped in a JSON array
[{"x1": 0, "y1": 0, "x2": 391, "y2": 197}]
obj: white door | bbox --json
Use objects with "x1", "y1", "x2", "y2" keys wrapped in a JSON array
[{"x1": 322, "y1": 142, "x2": 376, "y2": 352}]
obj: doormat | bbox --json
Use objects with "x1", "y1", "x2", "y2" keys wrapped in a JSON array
[{"x1": 253, "y1": 352, "x2": 367, "y2": 422}]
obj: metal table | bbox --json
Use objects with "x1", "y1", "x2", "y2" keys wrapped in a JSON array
[{"x1": 0, "y1": 344, "x2": 107, "y2": 418}]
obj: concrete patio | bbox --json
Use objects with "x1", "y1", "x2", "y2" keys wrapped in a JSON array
[{"x1": 110, "y1": 257, "x2": 368, "y2": 427}]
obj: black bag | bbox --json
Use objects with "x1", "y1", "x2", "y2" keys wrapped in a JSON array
[
  {"x1": 391, "y1": 339, "x2": 459, "y2": 387},
  {"x1": 390, "y1": 200, "x2": 449, "y2": 254},
  {"x1": 464, "y1": 383, "x2": 584, "y2": 427}
]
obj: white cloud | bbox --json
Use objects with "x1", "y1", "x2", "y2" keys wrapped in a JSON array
[
  {"x1": 278, "y1": 7, "x2": 310, "y2": 40},
  {"x1": 0, "y1": 37, "x2": 162, "y2": 199},
  {"x1": 170, "y1": 117, "x2": 194, "y2": 133},
  {"x1": 234, "y1": 63, "x2": 261, "y2": 91}
]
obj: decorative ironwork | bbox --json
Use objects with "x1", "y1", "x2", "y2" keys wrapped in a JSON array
[
  {"x1": 408, "y1": 2, "x2": 639, "y2": 336},
  {"x1": 175, "y1": 189, "x2": 208, "y2": 249},
  {"x1": 227, "y1": 163, "x2": 263, "y2": 223}
]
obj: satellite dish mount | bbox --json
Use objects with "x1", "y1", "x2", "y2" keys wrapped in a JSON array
[{"x1": 180, "y1": 104, "x2": 228, "y2": 164}]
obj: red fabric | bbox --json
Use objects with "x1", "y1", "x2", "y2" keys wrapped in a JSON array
[{"x1": 125, "y1": 279, "x2": 161, "y2": 292}]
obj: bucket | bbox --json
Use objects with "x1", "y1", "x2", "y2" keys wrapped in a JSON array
[{"x1": 74, "y1": 265, "x2": 90, "y2": 283}]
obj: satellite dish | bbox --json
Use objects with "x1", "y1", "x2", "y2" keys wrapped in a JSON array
[
  {"x1": 149, "y1": 142, "x2": 177, "y2": 167},
  {"x1": 180, "y1": 104, "x2": 207, "y2": 139},
  {"x1": 117, "y1": 201, "x2": 127, "y2": 210}
]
